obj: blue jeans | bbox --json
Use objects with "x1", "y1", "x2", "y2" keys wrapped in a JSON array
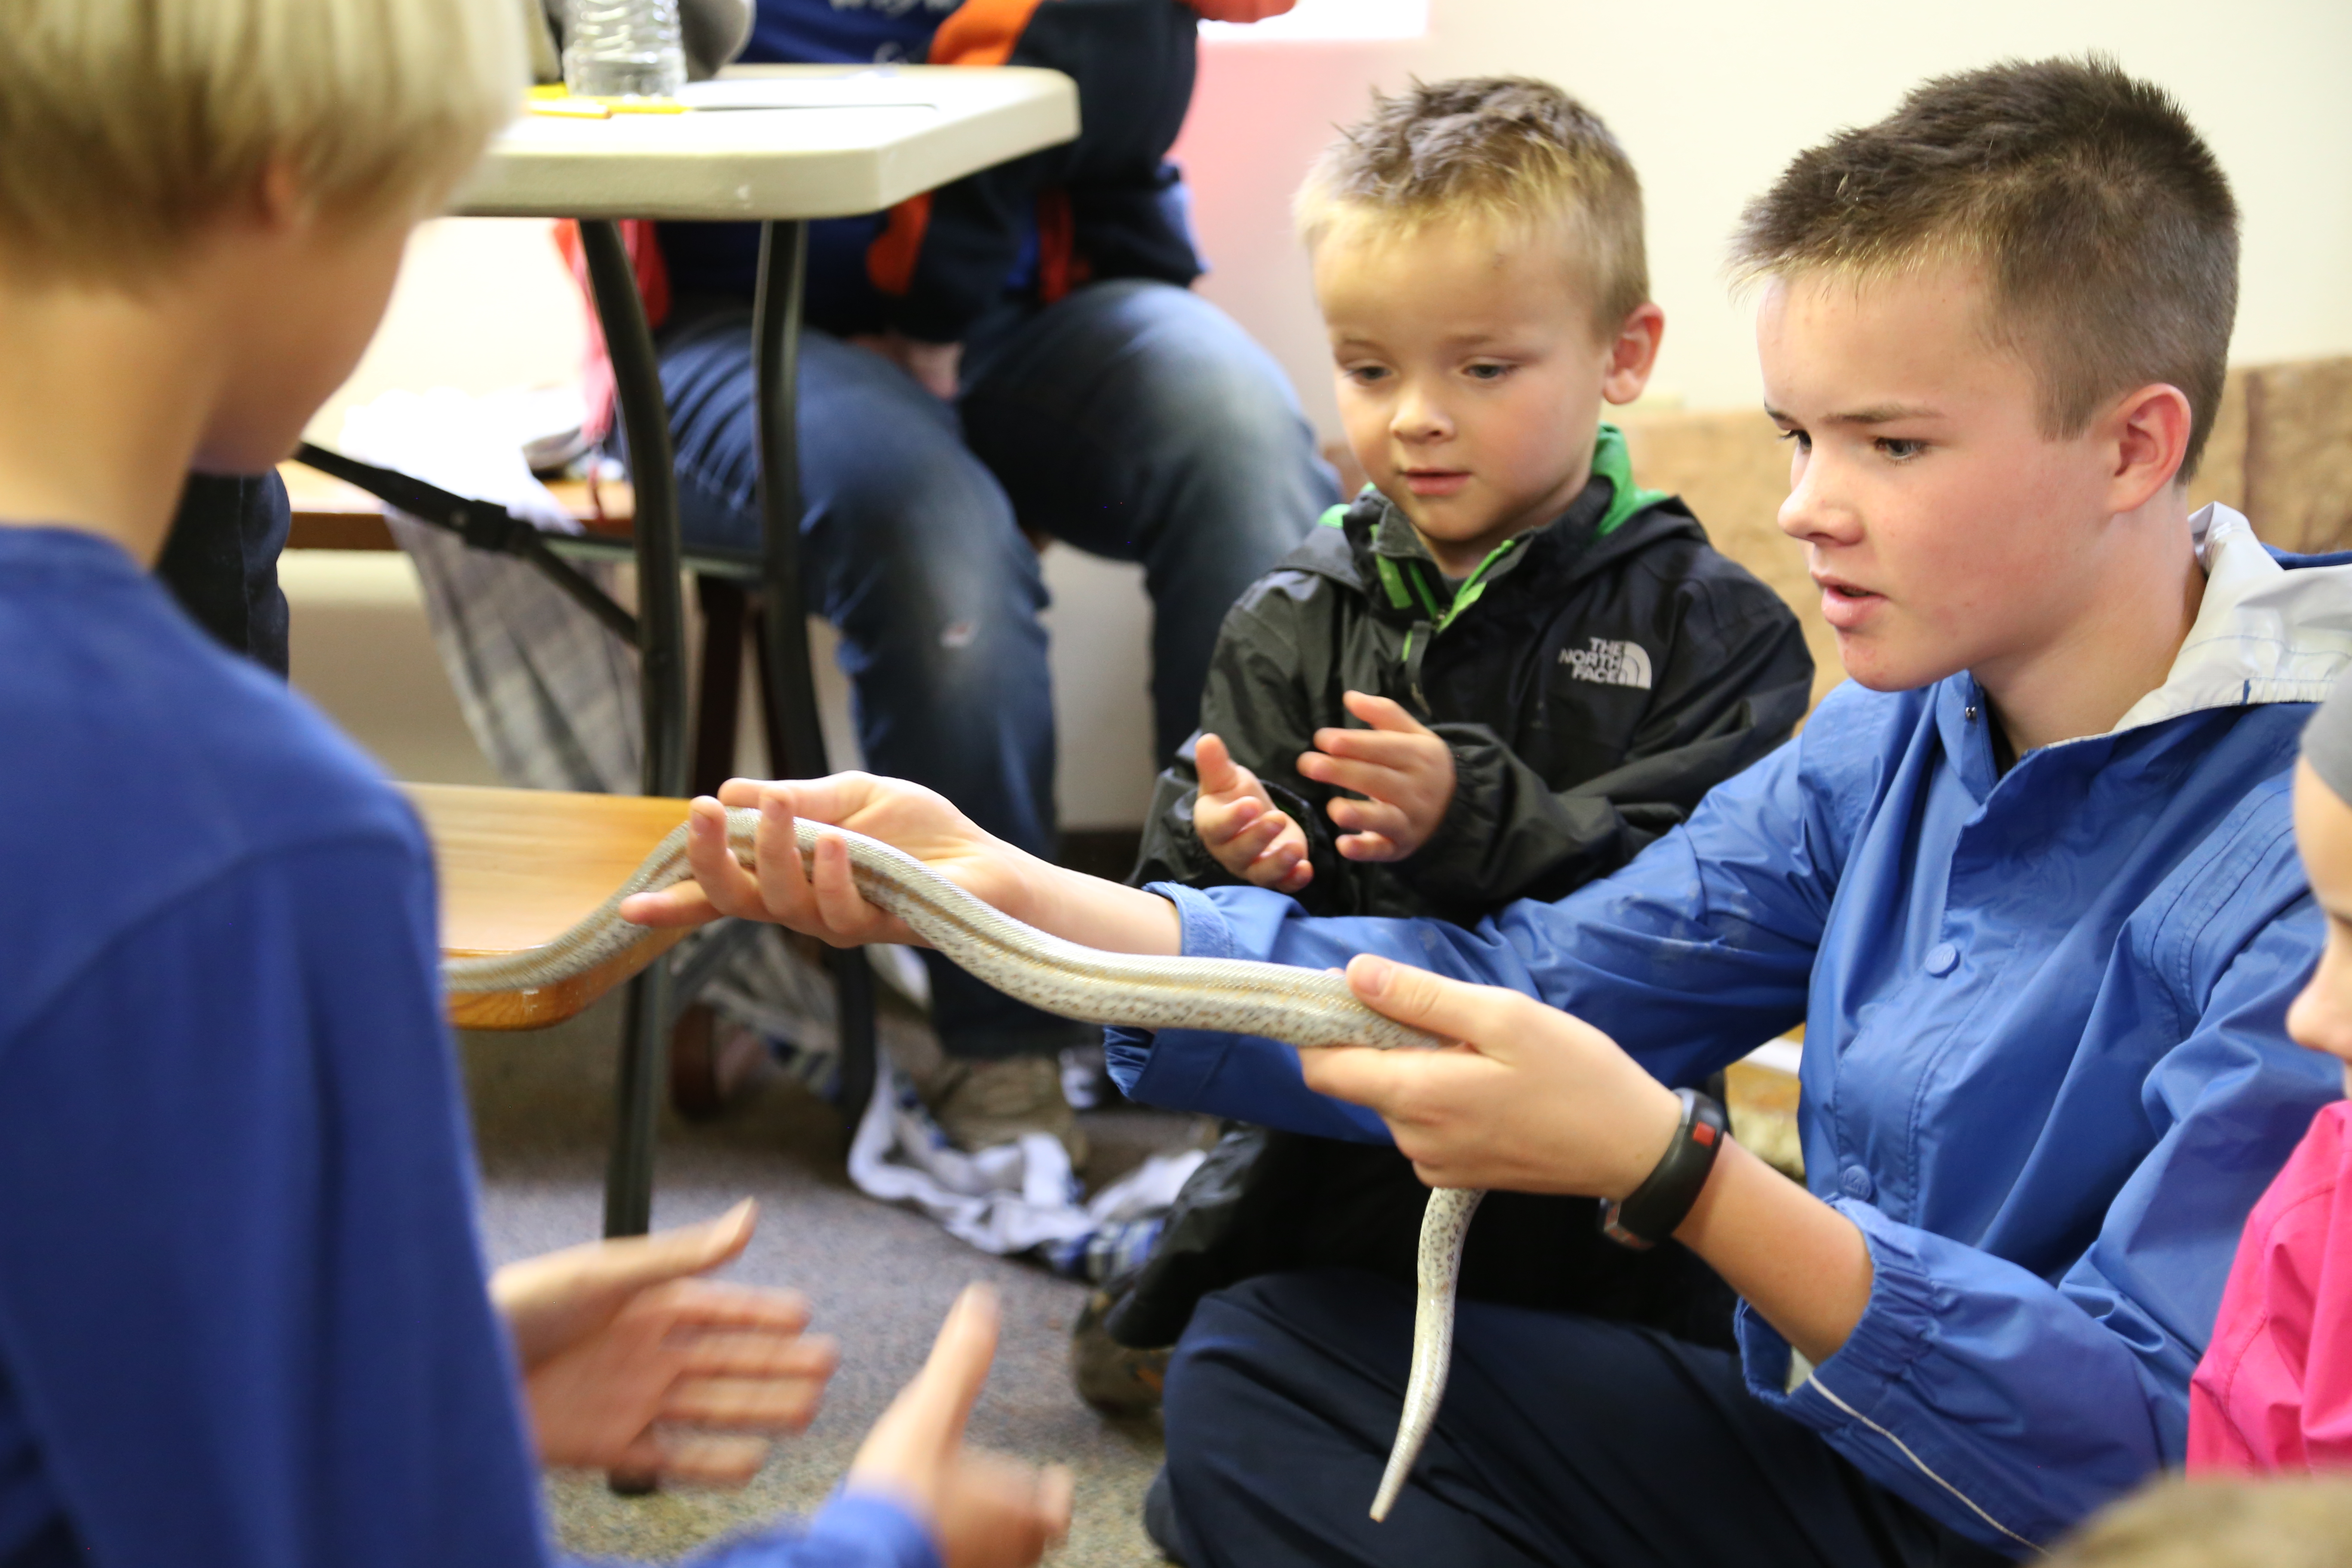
[{"x1": 659, "y1": 280, "x2": 1332, "y2": 1058}]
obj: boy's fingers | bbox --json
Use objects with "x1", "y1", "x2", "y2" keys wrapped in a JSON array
[
  {"x1": 1301, "y1": 750, "x2": 1414, "y2": 801},
  {"x1": 1296, "y1": 1042, "x2": 1411, "y2": 1107},
  {"x1": 899, "y1": 1285, "x2": 1000, "y2": 1453},
  {"x1": 652, "y1": 1280, "x2": 816, "y2": 1336},
  {"x1": 1311, "y1": 728, "x2": 1438, "y2": 769},
  {"x1": 660, "y1": 1289, "x2": 815, "y2": 1339},
  {"x1": 725, "y1": 774, "x2": 870, "y2": 828},
  {"x1": 1326, "y1": 794, "x2": 1408, "y2": 837},
  {"x1": 622, "y1": 798, "x2": 744, "y2": 927},
  {"x1": 663, "y1": 1371, "x2": 830, "y2": 1431},
  {"x1": 1342, "y1": 690, "x2": 1435, "y2": 735},
  {"x1": 1195, "y1": 732, "x2": 1238, "y2": 795},
  {"x1": 1039, "y1": 1463, "x2": 1077, "y2": 1540},
  {"x1": 751, "y1": 796, "x2": 821, "y2": 924},
  {"x1": 649, "y1": 1433, "x2": 775, "y2": 1488},
  {"x1": 700, "y1": 795, "x2": 768, "y2": 911},
  {"x1": 1244, "y1": 848, "x2": 1303, "y2": 888},
  {"x1": 619, "y1": 879, "x2": 717, "y2": 928},
  {"x1": 1205, "y1": 795, "x2": 1266, "y2": 840},
  {"x1": 1344, "y1": 953, "x2": 1531, "y2": 1057},
  {"x1": 1335, "y1": 830, "x2": 1401, "y2": 862},
  {"x1": 676, "y1": 1330, "x2": 840, "y2": 1383},
  {"x1": 1224, "y1": 810, "x2": 1290, "y2": 863},
  {"x1": 591, "y1": 1200, "x2": 760, "y2": 1298}
]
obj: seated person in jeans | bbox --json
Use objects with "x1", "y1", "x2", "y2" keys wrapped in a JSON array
[
  {"x1": 641, "y1": 0, "x2": 1335, "y2": 1153},
  {"x1": 1100, "y1": 78, "x2": 1813, "y2": 1371}
]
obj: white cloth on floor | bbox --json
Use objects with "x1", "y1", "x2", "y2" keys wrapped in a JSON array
[{"x1": 849, "y1": 1058, "x2": 1206, "y2": 1259}]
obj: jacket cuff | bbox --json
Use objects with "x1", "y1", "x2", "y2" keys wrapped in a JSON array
[
  {"x1": 804, "y1": 1493, "x2": 942, "y2": 1568},
  {"x1": 1102, "y1": 884, "x2": 1232, "y2": 1098},
  {"x1": 1736, "y1": 1199, "x2": 1938, "y2": 1426},
  {"x1": 686, "y1": 1491, "x2": 940, "y2": 1568},
  {"x1": 1151, "y1": 881, "x2": 1239, "y2": 960},
  {"x1": 1397, "y1": 727, "x2": 1505, "y2": 905}
]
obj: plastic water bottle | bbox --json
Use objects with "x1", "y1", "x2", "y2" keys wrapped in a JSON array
[{"x1": 562, "y1": 0, "x2": 686, "y2": 99}]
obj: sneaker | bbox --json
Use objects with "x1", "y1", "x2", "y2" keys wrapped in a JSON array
[
  {"x1": 1069, "y1": 1281, "x2": 1171, "y2": 1415},
  {"x1": 922, "y1": 1054, "x2": 1089, "y2": 1167}
]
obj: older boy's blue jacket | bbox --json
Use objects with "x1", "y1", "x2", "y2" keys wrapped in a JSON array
[{"x1": 1108, "y1": 507, "x2": 2352, "y2": 1553}]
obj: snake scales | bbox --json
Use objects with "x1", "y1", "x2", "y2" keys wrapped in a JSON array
[{"x1": 444, "y1": 808, "x2": 1476, "y2": 1521}]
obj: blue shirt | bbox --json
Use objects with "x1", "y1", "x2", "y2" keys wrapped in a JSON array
[
  {"x1": 0, "y1": 528, "x2": 932, "y2": 1568},
  {"x1": 1110, "y1": 515, "x2": 2352, "y2": 1553}
]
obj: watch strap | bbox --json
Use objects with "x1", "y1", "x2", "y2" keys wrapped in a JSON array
[{"x1": 1598, "y1": 1088, "x2": 1727, "y2": 1250}]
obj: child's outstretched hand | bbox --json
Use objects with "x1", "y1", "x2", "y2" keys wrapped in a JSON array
[
  {"x1": 1192, "y1": 732, "x2": 1314, "y2": 893},
  {"x1": 846, "y1": 1286, "x2": 1073, "y2": 1568},
  {"x1": 490, "y1": 1201, "x2": 838, "y2": 1485},
  {"x1": 1297, "y1": 691, "x2": 1457, "y2": 862}
]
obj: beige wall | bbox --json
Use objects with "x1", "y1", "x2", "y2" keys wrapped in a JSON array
[{"x1": 1176, "y1": 0, "x2": 2352, "y2": 440}]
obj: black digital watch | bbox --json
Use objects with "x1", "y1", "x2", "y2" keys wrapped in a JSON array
[{"x1": 1598, "y1": 1088, "x2": 1728, "y2": 1250}]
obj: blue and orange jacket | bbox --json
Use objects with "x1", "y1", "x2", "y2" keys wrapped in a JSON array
[{"x1": 651, "y1": 0, "x2": 1206, "y2": 343}]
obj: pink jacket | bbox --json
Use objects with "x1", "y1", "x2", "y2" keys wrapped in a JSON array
[{"x1": 2191, "y1": 1098, "x2": 2352, "y2": 1469}]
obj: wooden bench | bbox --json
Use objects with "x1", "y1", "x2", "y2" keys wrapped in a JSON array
[{"x1": 407, "y1": 782, "x2": 689, "y2": 1030}]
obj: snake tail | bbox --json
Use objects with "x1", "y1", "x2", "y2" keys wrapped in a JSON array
[{"x1": 1370, "y1": 1185, "x2": 1485, "y2": 1522}]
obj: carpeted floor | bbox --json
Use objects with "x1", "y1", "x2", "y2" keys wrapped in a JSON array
[{"x1": 460, "y1": 995, "x2": 1191, "y2": 1567}]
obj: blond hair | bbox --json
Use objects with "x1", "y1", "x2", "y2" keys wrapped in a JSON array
[
  {"x1": 1295, "y1": 77, "x2": 1649, "y2": 339},
  {"x1": 0, "y1": 0, "x2": 524, "y2": 282},
  {"x1": 2046, "y1": 1476, "x2": 2352, "y2": 1568},
  {"x1": 1730, "y1": 56, "x2": 2238, "y2": 478}
]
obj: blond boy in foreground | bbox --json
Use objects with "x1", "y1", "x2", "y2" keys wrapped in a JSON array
[
  {"x1": 634, "y1": 56, "x2": 2352, "y2": 1564},
  {"x1": 0, "y1": 2, "x2": 1066, "y2": 1564}
]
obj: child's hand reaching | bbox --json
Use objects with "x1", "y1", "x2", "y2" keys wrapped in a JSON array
[
  {"x1": 1297, "y1": 691, "x2": 1457, "y2": 862},
  {"x1": 1193, "y1": 732, "x2": 1314, "y2": 893}
]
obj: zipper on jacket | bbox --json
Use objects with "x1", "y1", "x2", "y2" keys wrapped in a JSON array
[
  {"x1": 1403, "y1": 619, "x2": 1436, "y2": 714},
  {"x1": 1372, "y1": 423, "x2": 1663, "y2": 708}
]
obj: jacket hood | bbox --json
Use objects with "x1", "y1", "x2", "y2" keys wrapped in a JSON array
[{"x1": 2112, "y1": 503, "x2": 2352, "y2": 733}]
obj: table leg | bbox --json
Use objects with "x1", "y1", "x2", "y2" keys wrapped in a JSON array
[
  {"x1": 577, "y1": 220, "x2": 689, "y2": 800},
  {"x1": 579, "y1": 220, "x2": 690, "y2": 1245},
  {"x1": 751, "y1": 219, "x2": 879, "y2": 1132}
]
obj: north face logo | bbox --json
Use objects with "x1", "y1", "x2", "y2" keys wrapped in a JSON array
[{"x1": 1560, "y1": 637, "x2": 1653, "y2": 689}]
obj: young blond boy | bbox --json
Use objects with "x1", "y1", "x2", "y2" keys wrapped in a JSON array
[
  {"x1": 0, "y1": 2, "x2": 1069, "y2": 1563},
  {"x1": 639, "y1": 54, "x2": 2352, "y2": 1561},
  {"x1": 1106, "y1": 78, "x2": 1808, "y2": 1360}
]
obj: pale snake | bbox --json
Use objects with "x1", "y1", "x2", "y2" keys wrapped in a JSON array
[{"x1": 444, "y1": 807, "x2": 1479, "y2": 1521}]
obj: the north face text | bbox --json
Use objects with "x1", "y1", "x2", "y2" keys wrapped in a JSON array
[{"x1": 1560, "y1": 637, "x2": 1654, "y2": 689}]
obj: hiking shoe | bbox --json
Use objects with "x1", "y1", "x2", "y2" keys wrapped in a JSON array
[
  {"x1": 1070, "y1": 1283, "x2": 1171, "y2": 1415},
  {"x1": 923, "y1": 1054, "x2": 1088, "y2": 1167}
]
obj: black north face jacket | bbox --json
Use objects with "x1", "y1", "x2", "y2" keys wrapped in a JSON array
[
  {"x1": 1130, "y1": 427, "x2": 1815, "y2": 924},
  {"x1": 1106, "y1": 430, "x2": 1816, "y2": 1352}
]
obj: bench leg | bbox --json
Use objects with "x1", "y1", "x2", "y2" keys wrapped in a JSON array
[{"x1": 603, "y1": 962, "x2": 673, "y2": 1238}]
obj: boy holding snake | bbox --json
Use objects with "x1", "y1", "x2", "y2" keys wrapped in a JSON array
[{"x1": 632, "y1": 55, "x2": 2352, "y2": 1566}]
